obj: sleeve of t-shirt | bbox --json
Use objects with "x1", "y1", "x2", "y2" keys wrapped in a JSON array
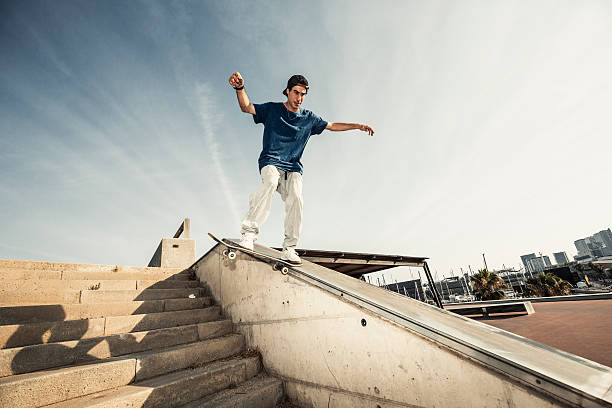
[
  {"x1": 310, "y1": 113, "x2": 328, "y2": 135},
  {"x1": 252, "y1": 102, "x2": 272, "y2": 124}
]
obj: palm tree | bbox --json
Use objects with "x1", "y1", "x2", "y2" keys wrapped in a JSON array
[
  {"x1": 525, "y1": 272, "x2": 572, "y2": 297},
  {"x1": 470, "y1": 269, "x2": 507, "y2": 301}
]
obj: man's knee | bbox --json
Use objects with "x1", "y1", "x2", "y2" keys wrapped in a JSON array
[{"x1": 261, "y1": 166, "x2": 280, "y2": 189}]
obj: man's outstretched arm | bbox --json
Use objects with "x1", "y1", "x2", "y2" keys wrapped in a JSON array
[
  {"x1": 326, "y1": 122, "x2": 374, "y2": 136},
  {"x1": 228, "y1": 72, "x2": 255, "y2": 114}
]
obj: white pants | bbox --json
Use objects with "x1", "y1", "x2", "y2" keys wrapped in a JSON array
[{"x1": 240, "y1": 165, "x2": 303, "y2": 249}]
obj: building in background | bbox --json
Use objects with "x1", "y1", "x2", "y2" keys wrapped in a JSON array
[
  {"x1": 520, "y1": 253, "x2": 537, "y2": 274},
  {"x1": 521, "y1": 253, "x2": 551, "y2": 274},
  {"x1": 553, "y1": 251, "x2": 570, "y2": 265},
  {"x1": 382, "y1": 278, "x2": 426, "y2": 302},
  {"x1": 574, "y1": 227, "x2": 612, "y2": 260}
]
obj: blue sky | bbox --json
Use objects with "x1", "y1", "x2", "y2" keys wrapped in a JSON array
[{"x1": 1, "y1": 1, "x2": 611, "y2": 282}]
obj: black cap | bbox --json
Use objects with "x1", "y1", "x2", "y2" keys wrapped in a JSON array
[{"x1": 283, "y1": 74, "x2": 309, "y2": 96}]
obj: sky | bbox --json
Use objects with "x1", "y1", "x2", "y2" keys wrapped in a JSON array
[{"x1": 1, "y1": 1, "x2": 611, "y2": 284}]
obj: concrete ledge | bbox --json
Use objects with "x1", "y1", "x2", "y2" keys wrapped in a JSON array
[
  {"x1": 0, "y1": 308, "x2": 223, "y2": 348},
  {"x1": 195, "y1": 242, "x2": 612, "y2": 408},
  {"x1": 134, "y1": 334, "x2": 245, "y2": 380},
  {"x1": 0, "y1": 290, "x2": 81, "y2": 307},
  {"x1": 0, "y1": 288, "x2": 204, "y2": 307},
  {"x1": 0, "y1": 259, "x2": 185, "y2": 274},
  {"x1": 104, "y1": 307, "x2": 221, "y2": 335},
  {"x1": 0, "y1": 298, "x2": 212, "y2": 325},
  {"x1": 0, "y1": 324, "x2": 238, "y2": 407},
  {"x1": 448, "y1": 301, "x2": 535, "y2": 317},
  {"x1": 183, "y1": 374, "x2": 283, "y2": 408},
  {"x1": 0, "y1": 318, "x2": 106, "y2": 349},
  {"x1": 0, "y1": 325, "x2": 202, "y2": 376},
  {"x1": 0, "y1": 279, "x2": 198, "y2": 292},
  {"x1": 80, "y1": 288, "x2": 203, "y2": 303},
  {"x1": 61, "y1": 271, "x2": 191, "y2": 281},
  {"x1": 42, "y1": 356, "x2": 259, "y2": 408},
  {"x1": 0, "y1": 358, "x2": 136, "y2": 408}
]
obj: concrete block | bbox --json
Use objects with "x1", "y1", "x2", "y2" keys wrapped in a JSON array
[
  {"x1": 104, "y1": 307, "x2": 221, "y2": 335},
  {"x1": 0, "y1": 325, "x2": 199, "y2": 376},
  {"x1": 134, "y1": 333, "x2": 244, "y2": 380},
  {"x1": 197, "y1": 320, "x2": 233, "y2": 341},
  {"x1": 80, "y1": 288, "x2": 202, "y2": 303},
  {"x1": 184, "y1": 375, "x2": 283, "y2": 408},
  {"x1": 0, "y1": 290, "x2": 81, "y2": 307},
  {"x1": 0, "y1": 358, "x2": 136, "y2": 408},
  {"x1": 0, "y1": 301, "x2": 166, "y2": 325},
  {"x1": 148, "y1": 238, "x2": 195, "y2": 269},
  {"x1": 0, "y1": 318, "x2": 105, "y2": 349}
]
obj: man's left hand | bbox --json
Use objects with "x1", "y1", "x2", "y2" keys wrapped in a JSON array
[{"x1": 359, "y1": 124, "x2": 374, "y2": 136}]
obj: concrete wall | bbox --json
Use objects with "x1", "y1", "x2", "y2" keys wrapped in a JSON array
[
  {"x1": 194, "y1": 244, "x2": 612, "y2": 408},
  {"x1": 148, "y1": 238, "x2": 195, "y2": 268}
]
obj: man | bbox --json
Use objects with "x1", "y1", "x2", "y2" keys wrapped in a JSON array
[{"x1": 229, "y1": 72, "x2": 374, "y2": 265}]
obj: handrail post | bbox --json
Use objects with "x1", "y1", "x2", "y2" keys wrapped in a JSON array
[
  {"x1": 173, "y1": 218, "x2": 190, "y2": 239},
  {"x1": 423, "y1": 261, "x2": 444, "y2": 309}
]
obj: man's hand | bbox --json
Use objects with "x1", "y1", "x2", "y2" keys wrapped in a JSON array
[
  {"x1": 229, "y1": 72, "x2": 244, "y2": 89},
  {"x1": 358, "y1": 124, "x2": 374, "y2": 136}
]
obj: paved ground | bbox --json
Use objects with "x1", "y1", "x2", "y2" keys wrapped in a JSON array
[{"x1": 478, "y1": 299, "x2": 612, "y2": 368}]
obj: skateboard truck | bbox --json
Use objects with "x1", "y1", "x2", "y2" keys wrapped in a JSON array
[
  {"x1": 273, "y1": 263, "x2": 289, "y2": 275},
  {"x1": 222, "y1": 249, "x2": 237, "y2": 260}
]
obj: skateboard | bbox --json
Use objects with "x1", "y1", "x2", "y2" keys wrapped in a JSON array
[{"x1": 208, "y1": 232, "x2": 301, "y2": 275}]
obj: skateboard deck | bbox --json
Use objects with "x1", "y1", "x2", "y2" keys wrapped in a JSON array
[{"x1": 208, "y1": 233, "x2": 301, "y2": 274}]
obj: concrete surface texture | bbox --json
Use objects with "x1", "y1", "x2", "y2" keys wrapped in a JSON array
[
  {"x1": 194, "y1": 243, "x2": 612, "y2": 408},
  {"x1": 148, "y1": 238, "x2": 196, "y2": 268},
  {"x1": 0, "y1": 258, "x2": 283, "y2": 407}
]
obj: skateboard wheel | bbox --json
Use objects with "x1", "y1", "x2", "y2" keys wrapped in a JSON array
[
  {"x1": 281, "y1": 266, "x2": 289, "y2": 275},
  {"x1": 222, "y1": 249, "x2": 229, "y2": 257},
  {"x1": 228, "y1": 251, "x2": 237, "y2": 260}
]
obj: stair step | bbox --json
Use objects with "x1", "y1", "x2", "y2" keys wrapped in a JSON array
[
  {"x1": 44, "y1": 356, "x2": 260, "y2": 408},
  {"x1": 0, "y1": 297, "x2": 213, "y2": 325},
  {"x1": 0, "y1": 259, "x2": 185, "y2": 274},
  {"x1": 1, "y1": 307, "x2": 223, "y2": 348},
  {"x1": 0, "y1": 288, "x2": 205, "y2": 307},
  {"x1": 0, "y1": 279, "x2": 198, "y2": 292},
  {"x1": 0, "y1": 334, "x2": 247, "y2": 408},
  {"x1": 0, "y1": 322, "x2": 237, "y2": 376},
  {"x1": 180, "y1": 375, "x2": 283, "y2": 408},
  {"x1": 81, "y1": 288, "x2": 204, "y2": 303},
  {"x1": 0, "y1": 269, "x2": 192, "y2": 281}
]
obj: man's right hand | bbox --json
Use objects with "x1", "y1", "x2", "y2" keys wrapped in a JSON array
[{"x1": 229, "y1": 72, "x2": 244, "y2": 89}]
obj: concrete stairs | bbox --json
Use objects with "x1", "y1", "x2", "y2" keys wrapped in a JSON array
[{"x1": 0, "y1": 259, "x2": 283, "y2": 407}]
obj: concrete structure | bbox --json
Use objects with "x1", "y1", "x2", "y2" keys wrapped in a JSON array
[
  {"x1": 0, "y1": 259, "x2": 282, "y2": 407},
  {"x1": 195, "y1": 240, "x2": 612, "y2": 407},
  {"x1": 554, "y1": 251, "x2": 570, "y2": 265},
  {"x1": 148, "y1": 219, "x2": 195, "y2": 268}
]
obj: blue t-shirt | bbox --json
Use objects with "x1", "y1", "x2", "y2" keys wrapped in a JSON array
[{"x1": 252, "y1": 102, "x2": 328, "y2": 174}]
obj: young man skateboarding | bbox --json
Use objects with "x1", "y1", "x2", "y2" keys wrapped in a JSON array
[{"x1": 229, "y1": 72, "x2": 374, "y2": 265}]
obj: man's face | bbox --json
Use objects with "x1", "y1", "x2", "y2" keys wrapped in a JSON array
[{"x1": 286, "y1": 85, "x2": 307, "y2": 110}]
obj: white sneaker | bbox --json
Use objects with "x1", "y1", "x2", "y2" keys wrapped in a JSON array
[
  {"x1": 238, "y1": 235, "x2": 254, "y2": 251},
  {"x1": 282, "y1": 247, "x2": 302, "y2": 265}
]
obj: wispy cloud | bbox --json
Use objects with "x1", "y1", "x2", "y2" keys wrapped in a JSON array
[
  {"x1": 194, "y1": 82, "x2": 240, "y2": 222},
  {"x1": 145, "y1": 1, "x2": 240, "y2": 223}
]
